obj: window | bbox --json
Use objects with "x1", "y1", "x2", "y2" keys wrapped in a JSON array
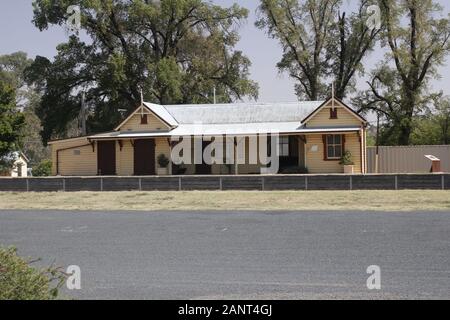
[
  {"x1": 278, "y1": 136, "x2": 290, "y2": 157},
  {"x1": 140, "y1": 114, "x2": 148, "y2": 125},
  {"x1": 73, "y1": 150, "x2": 81, "y2": 156},
  {"x1": 325, "y1": 135, "x2": 343, "y2": 160}
]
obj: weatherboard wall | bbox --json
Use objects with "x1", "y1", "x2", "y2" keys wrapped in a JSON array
[
  {"x1": 305, "y1": 133, "x2": 363, "y2": 174},
  {"x1": 305, "y1": 101, "x2": 362, "y2": 128}
]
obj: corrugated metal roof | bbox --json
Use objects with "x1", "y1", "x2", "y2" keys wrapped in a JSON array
[
  {"x1": 162, "y1": 101, "x2": 324, "y2": 125},
  {"x1": 143, "y1": 102, "x2": 178, "y2": 127},
  {"x1": 169, "y1": 123, "x2": 361, "y2": 136}
]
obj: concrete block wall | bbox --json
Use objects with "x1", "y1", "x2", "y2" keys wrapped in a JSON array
[{"x1": 0, "y1": 174, "x2": 448, "y2": 192}]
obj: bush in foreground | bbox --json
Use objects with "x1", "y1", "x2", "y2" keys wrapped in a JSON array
[
  {"x1": 0, "y1": 247, "x2": 65, "y2": 300},
  {"x1": 32, "y1": 159, "x2": 52, "y2": 177}
]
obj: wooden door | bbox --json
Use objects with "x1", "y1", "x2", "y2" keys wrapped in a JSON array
[
  {"x1": 134, "y1": 139, "x2": 156, "y2": 176},
  {"x1": 196, "y1": 141, "x2": 212, "y2": 175},
  {"x1": 97, "y1": 141, "x2": 116, "y2": 175}
]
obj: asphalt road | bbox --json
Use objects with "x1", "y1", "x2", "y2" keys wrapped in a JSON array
[{"x1": 0, "y1": 210, "x2": 449, "y2": 300}]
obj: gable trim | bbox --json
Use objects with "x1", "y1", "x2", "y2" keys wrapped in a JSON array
[
  {"x1": 301, "y1": 98, "x2": 367, "y2": 125},
  {"x1": 114, "y1": 104, "x2": 173, "y2": 131}
]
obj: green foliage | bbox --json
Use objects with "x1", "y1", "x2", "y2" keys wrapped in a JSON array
[
  {"x1": 0, "y1": 247, "x2": 66, "y2": 300},
  {"x1": 0, "y1": 52, "x2": 50, "y2": 165},
  {"x1": 256, "y1": 0, "x2": 380, "y2": 100},
  {"x1": 339, "y1": 151, "x2": 354, "y2": 166},
  {"x1": 26, "y1": 0, "x2": 259, "y2": 143},
  {"x1": 410, "y1": 97, "x2": 450, "y2": 145},
  {"x1": 157, "y1": 154, "x2": 170, "y2": 168},
  {"x1": 32, "y1": 159, "x2": 52, "y2": 177},
  {"x1": 366, "y1": 131, "x2": 376, "y2": 147},
  {"x1": 0, "y1": 82, "x2": 25, "y2": 172},
  {"x1": 0, "y1": 52, "x2": 32, "y2": 92},
  {"x1": 356, "y1": 0, "x2": 450, "y2": 145}
]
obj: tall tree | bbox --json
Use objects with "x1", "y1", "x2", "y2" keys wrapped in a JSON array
[
  {"x1": 26, "y1": 0, "x2": 258, "y2": 143},
  {"x1": 0, "y1": 82, "x2": 25, "y2": 172},
  {"x1": 255, "y1": 0, "x2": 380, "y2": 100},
  {"x1": 357, "y1": 0, "x2": 450, "y2": 145},
  {"x1": 411, "y1": 95, "x2": 450, "y2": 145},
  {"x1": 435, "y1": 97, "x2": 450, "y2": 144},
  {"x1": 329, "y1": 1, "x2": 382, "y2": 99},
  {"x1": 0, "y1": 52, "x2": 31, "y2": 96},
  {"x1": 0, "y1": 52, "x2": 50, "y2": 166}
]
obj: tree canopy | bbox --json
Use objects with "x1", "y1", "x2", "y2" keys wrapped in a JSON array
[
  {"x1": 0, "y1": 52, "x2": 49, "y2": 166},
  {"x1": 0, "y1": 82, "x2": 25, "y2": 172},
  {"x1": 27, "y1": 0, "x2": 259, "y2": 143},
  {"x1": 356, "y1": 0, "x2": 450, "y2": 145},
  {"x1": 256, "y1": 0, "x2": 380, "y2": 100}
]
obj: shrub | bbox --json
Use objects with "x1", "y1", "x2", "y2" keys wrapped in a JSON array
[
  {"x1": 32, "y1": 160, "x2": 52, "y2": 177},
  {"x1": 157, "y1": 154, "x2": 170, "y2": 168},
  {"x1": 339, "y1": 151, "x2": 354, "y2": 166},
  {"x1": 0, "y1": 247, "x2": 66, "y2": 300}
]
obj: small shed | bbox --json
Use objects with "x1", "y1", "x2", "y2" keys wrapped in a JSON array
[{"x1": 0, "y1": 152, "x2": 29, "y2": 177}]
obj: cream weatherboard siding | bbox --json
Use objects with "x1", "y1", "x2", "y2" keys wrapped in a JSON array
[
  {"x1": 306, "y1": 101, "x2": 362, "y2": 128},
  {"x1": 120, "y1": 113, "x2": 170, "y2": 132},
  {"x1": 51, "y1": 138, "x2": 97, "y2": 176},
  {"x1": 116, "y1": 140, "x2": 134, "y2": 176},
  {"x1": 305, "y1": 133, "x2": 362, "y2": 174},
  {"x1": 52, "y1": 137, "x2": 173, "y2": 176}
]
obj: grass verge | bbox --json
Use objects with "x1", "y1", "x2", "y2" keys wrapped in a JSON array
[{"x1": 0, "y1": 190, "x2": 449, "y2": 212}]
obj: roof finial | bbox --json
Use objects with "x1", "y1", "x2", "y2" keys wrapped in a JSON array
[
  {"x1": 332, "y1": 82, "x2": 335, "y2": 100},
  {"x1": 331, "y1": 82, "x2": 335, "y2": 108}
]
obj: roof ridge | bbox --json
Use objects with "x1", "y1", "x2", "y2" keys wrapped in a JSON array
[{"x1": 161, "y1": 101, "x2": 325, "y2": 108}]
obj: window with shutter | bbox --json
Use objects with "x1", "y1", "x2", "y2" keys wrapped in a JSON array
[{"x1": 324, "y1": 134, "x2": 344, "y2": 160}]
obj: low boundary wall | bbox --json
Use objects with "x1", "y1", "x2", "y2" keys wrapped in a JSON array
[{"x1": 0, "y1": 174, "x2": 449, "y2": 192}]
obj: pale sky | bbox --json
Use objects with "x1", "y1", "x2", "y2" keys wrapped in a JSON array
[{"x1": 1, "y1": 0, "x2": 450, "y2": 104}]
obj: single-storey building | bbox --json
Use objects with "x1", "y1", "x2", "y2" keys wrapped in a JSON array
[{"x1": 49, "y1": 97, "x2": 368, "y2": 176}]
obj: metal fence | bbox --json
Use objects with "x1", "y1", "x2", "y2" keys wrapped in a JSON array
[{"x1": 367, "y1": 145, "x2": 450, "y2": 173}]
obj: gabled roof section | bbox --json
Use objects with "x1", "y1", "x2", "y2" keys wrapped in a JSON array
[
  {"x1": 114, "y1": 103, "x2": 178, "y2": 131},
  {"x1": 2, "y1": 151, "x2": 29, "y2": 163},
  {"x1": 143, "y1": 102, "x2": 178, "y2": 127},
  {"x1": 163, "y1": 101, "x2": 324, "y2": 124},
  {"x1": 301, "y1": 98, "x2": 367, "y2": 125}
]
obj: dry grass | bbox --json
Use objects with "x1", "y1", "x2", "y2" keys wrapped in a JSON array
[{"x1": 0, "y1": 190, "x2": 449, "y2": 212}]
